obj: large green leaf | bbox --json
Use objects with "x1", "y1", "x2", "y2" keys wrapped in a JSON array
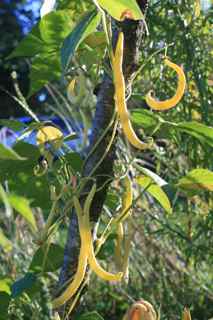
[
  {"x1": 0, "y1": 142, "x2": 40, "y2": 182},
  {"x1": 77, "y1": 311, "x2": 104, "y2": 320},
  {"x1": 177, "y1": 169, "x2": 213, "y2": 192},
  {"x1": 0, "y1": 229, "x2": 12, "y2": 253},
  {"x1": 7, "y1": 25, "x2": 45, "y2": 59},
  {"x1": 8, "y1": 173, "x2": 51, "y2": 210},
  {"x1": 0, "y1": 293, "x2": 10, "y2": 320},
  {"x1": 0, "y1": 144, "x2": 26, "y2": 161},
  {"x1": 8, "y1": 195, "x2": 37, "y2": 232},
  {"x1": 171, "y1": 121, "x2": 213, "y2": 148},
  {"x1": 137, "y1": 175, "x2": 172, "y2": 214},
  {"x1": 97, "y1": 0, "x2": 143, "y2": 21},
  {"x1": 29, "y1": 244, "x2": 64, "y2": 273},
  {"x1": 11, "y1": 273, "x2": 37, "y2": 298},
  {"x1": 8, "y1": 11, "x2": 74, "y2": 59},
  {"x1": 8, "y1": 10, "x2": 75, "y2": 96},
  {"x1": 64, "y1": 152, "x2": 83, "y2": 173},
  {"x1": 0, "y1": 142, "x2": 51, "y2": 210},
  {"x1": 61, "y1": 10, "x2": 101, "y2": 71},
  {"x1": 28, "y1": 52, "x2": 61, "y2": 96},
  {"x1": 39, "y1": 10, "x2": 74, "y2": 45}
]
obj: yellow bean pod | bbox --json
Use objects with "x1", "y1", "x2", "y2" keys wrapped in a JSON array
[
  {"x1": 182, "y1": 308, "x2": 192, "y2": 320},
  {"x1": 53, "y1": 183, "x2": 123, "y2": 308},
  {"x1": 83, "y1": 183, "x2": 97, "y2": 217},
  {"x1": 114, "y1": 222, "x2": 124, "y2": 269},
  {"x1": 52, "y1": 197, "x2": 89, "y2": 308},
  {"x1": 113, "y1": 32, "x2": 151, "y2": 150},
  {"x1": 84, "y1": 197, "x2": 123, "y2": 281},
  {"x1": 122, "y1": 221, "x2": 133, "y2": 282},
  {"x1": 115, "y1": 175, "x2": 133, "y2": 269},
  {"x1": 145, "y1": 58, "x2": 186, "y2": 111}
]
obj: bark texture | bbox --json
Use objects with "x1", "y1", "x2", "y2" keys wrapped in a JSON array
[{"x1": 56, "y1": 1, "x2": 149, "y2": 317}]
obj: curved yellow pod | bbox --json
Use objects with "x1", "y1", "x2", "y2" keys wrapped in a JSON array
[
  {"x1": 113, "y1": 32, "x2": 151, "y2": 150},
  {"x1": 53, "y1": 184, "x2": 123, "y2": 308},
  {"x1": 52, "y1": 197, "x2": 89, "y2": 308},
  {"x1": 84, "y1": 197, "x2": 123, "y2": 281},
  {"x1": 145, "y1": 58, "x2": 186, "y2": 111}
]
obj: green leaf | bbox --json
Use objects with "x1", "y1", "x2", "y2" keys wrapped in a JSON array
[
  {"x1": 0, "y1": 292, "x2": 10, "y2": 320},
  {"x1": 7, "y1": 25, "x2": 45, "y2": 59},
  {"x1": 177, "y1": 169, "x2": 213, "y2": 192},
  {"x1": 97, "y1": 0, "x2": 143, "y2": 21},
  {"x1": 172, "y1": 121, "x2": 213, "y2": 148},
  {"x1": 0, "y1": 229, "x2": 12, "y2": 253},
  {"x1": 0, "y1": 144, "x2": 26, "y2": 161},
  {"x1": 8, "y1": 195, "x2": 37, "y2": 232},
  {"x1": 131, "y1": 109, "x2": 160, "y2": 129},
  {"x1": 8, "y1": 11, "x2": 74, "y2": 60},
  {"x1": 28, "y1": 52, "x2": 61, "y2": 96},
  {"x1": 0, "y1": 142, "x2": 39, "y2": 182},
  {"x1": 29, "y1": 244, "x2": 64, "y2": 273},
  {"x1": 0, "y1": 279, "x2": 12, "y2": 295},
  {"x1": 39, "y1": 10, "x2": 74, "y2": 45},
  {"x1": 11, "y1": 273, "x2": 37, "y2": 298},
  {"x1": 135, "y1": 166, "x2": 168, "y2": 187},
  {"x1": 0, "y1": 119, "x2": 26, "y2": 131},
  {"x1": 61, "y1": 10, "x2": 101, "y2": 71},
  {"x1": 105, "y1": 192, "x2": 120, "y2": 211},
  {"x1": 9, "y1": 173, "x2": 51, "y2": 210},
  {"x1": 77, "y1": 311, "x2": 104, "y2": 320},
  {"x1": 137, "y1": 175, "x2": 172, "y2": 214},
  {"x1": 63, "y1": 152, "x2": 83, "y2": 173},
  {"x1": 0, "y1": 142, "x2": 51, "y2": 210},
  {"x1": 84, "y1": 32, "x2": 106, "y2": 48}
]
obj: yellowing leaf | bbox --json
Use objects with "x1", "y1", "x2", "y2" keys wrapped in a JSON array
[
  {"x1": 0, "y1": 279, "x2": 11, "y2": 295},
  {"x1": 177, "y1": 169, "x2": 213, "y2": 192},
  {"x1": 97, "y1": 0, "x2": 143, "y2": 21},
  {"x1": 67, "y1": 78, "x2": 76, "y2": 100},
  {"x1": 136, "y1": 176, "x2": 172, "y2": 214}
]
